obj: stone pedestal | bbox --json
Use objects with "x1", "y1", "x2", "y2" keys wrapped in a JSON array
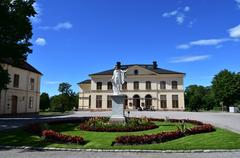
[{"x1": 109, "y1": 95, "x2": 126, "y2": 123}]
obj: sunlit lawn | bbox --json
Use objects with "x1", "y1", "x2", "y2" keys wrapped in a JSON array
[{"x1": 0, "y1": 121, "x2": 240, "y2": 150}]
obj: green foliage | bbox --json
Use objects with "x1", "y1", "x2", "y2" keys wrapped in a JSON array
[
  {"x1": 50, "y1": 83, "x2": 78, "y2": 112},
  {"x1": 80, "y1": 117, "x2": 157, "y2": 132},
  {"x1": 40, "y1": 92, "x2": 50, "y2": 111},
  {"x1": 58, "y1": 82, "x2": 72, "y2": 95},
  {"x1": 0, "y1": 0, "x2": 36, "y2": 90},
  {"x1": 1, "y1": 123, "x2": 240, "y2": 150},
  {"x1": 0, "y1": 66, "x2": 10, "y2": 90},
  {"x1": 185, "y1": 85, "x2": 211, "y2": 111},
  {"x1": 212, "y1": 69, "x2": 240, "y2": 108}
]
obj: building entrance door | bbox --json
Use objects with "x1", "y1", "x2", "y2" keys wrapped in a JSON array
[
  {"x1": 133, "y1": 95, "x2": 140, "y2": 110},
  {"x1": 12, "y1": 96, "x2": 18, "y2": 114}
]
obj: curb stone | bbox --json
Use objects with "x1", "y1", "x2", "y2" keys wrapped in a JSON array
[{"x1": 0, "y1": 145, "x2": 240, "y2": 153}]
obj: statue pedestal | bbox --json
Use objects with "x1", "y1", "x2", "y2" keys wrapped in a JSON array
[{"x1": 109, "y1": 95, "x2": 126, "y2": 124}]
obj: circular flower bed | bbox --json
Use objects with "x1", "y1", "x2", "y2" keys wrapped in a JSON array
[
  {"x1": 79, "y1": 117, "x2": 158, "y2": 132},
  {"x1": 114, "y1": 118, "x2": 216, "y2": 145}
]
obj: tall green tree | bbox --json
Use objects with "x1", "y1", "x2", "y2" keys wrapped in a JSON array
[
  {"x1": 0, "y1": 0, "x2": 36, "y2": 91},
  {"x1": 58, "y1": 82, "x2": 72, "y2": 95},
  {"x1": 212, "y1": 69, "x2": 240, "y2": 109},
  {"x1": 40, "y1": 92, "x2": 50, "y2": 111},
  {"x1": 52, "y1": 82, "x2": 78, "y2": 112},
  {"x1": 185, "y1": 85, "x2": 208, "y2": 111}
]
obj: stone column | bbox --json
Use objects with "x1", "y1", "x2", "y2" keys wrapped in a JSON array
[{"x1": 109, "y1": 95, "x2": 126, "y2": 123}]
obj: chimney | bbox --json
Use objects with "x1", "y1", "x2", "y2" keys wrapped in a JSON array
[
  {"x1": 116, "y1": 61, "x2": 121, "y2": 69},
  {"x1": 153, "y1": 61, "x2": 157, "y2": 69}
]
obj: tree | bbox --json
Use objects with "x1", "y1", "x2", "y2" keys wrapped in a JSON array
[
  {"x1": 51, "y1": 82, "x2": 78, "y2": 112},
  {"x1": 50, "y1": 95, "x2": 63, "y2": 112},
  {"x1": 212, "y1": 69, "x2": 240, "y2": 109},
  {"x1": 0, "y1": 0, "x2": 36, "y2": 91},
  {"x1": 185, "y1": 85, "x2": 208, "y2": 111},
  {"x1": 58, "y1": 82, "x2": 72, "y2": 95},
  {"x1": 40, "y1": 92, "x2": 50, "y2": 111}
]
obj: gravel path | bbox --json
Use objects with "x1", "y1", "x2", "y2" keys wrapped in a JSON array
[
  {"x1": 0, "y1": 111, "x2": 240, "y2": 133},
  {"x1": 0, "y1": 149, "x2": 240, "y2": 158}
]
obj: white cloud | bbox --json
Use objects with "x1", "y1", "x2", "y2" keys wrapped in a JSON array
[
  {"x1": 44, "y1": 81, "x2": 61, "y2": 85},
  {"x1": 170, "y1": 55, "x2": 210, "y2": 63},
  {"x1": 176, "y1": 38, "x2": 236, "y2": 49},
  {"x1": 189, "y1": 38, "x2": 230, "y2": 46},
  {"x1": 228, "y1": 24, "x2": 240, "y2": 38},
  {"x1": 54, "y1": 22, "x2": 73, "y2": 30},
  {"x1": 35, "y1": 37, "x2": 46, "y2": 46},
  {"x1": 38, "y1": 22, "x2": 73, "y2": 31},
  {"x1": 162, "y1": 10, "x2": 178, "y2": 18},
  {"x1": 162, "y1": 6, "x2": 190, "y2": 25},
  {"x1": 176, "y1": 14, "x2": 185, "y2": 24},
  {"x1": 176, "y1": 44, "x2": 190, "y2": 49},
  {"x1": 184, "y1": 6, "x2": 190, "y2": 12},
  {"x1": 30, "y1": 2, "x2": 41, "y2": 23},
  {"x1": 236, "y1": 0, "x2": 240, "y2": 9}
]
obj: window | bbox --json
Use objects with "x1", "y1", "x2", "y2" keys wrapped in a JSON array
[
  {"x1": 160, "y1": 81, "x2": 166, "y2": 90},
  {"x1": 13, "y1": 74, "x2": 19, "y2": 88},
  {"x1": 122, "y1": 82, "x2": 127, "y2": 90},
  {"x1": 133, "y1": 81, "x2": 139, "y2": 90},
  {"x1": 172, "y1": 81, "x2": 178, "y2": 89},
  {"x1": 146, "y1": 81, "x2": 151, "y2": 90},
  {"x1": 172, "y1": 95, "x2": 179, "y2": 108},
  {"x1": 30, "y1": 78, "x2": 34, "y2": 90},
  {"x1": 134, "y1": 70, "x2": 139, "y2": 75},
  {"x1": 96, "y1": 95, "x2": 102, "y2": 108},
  {"x1": 107, "y1": 82, "x2": 112, "y2": 90},
  {"x1": 89, "y1": 95, "x2": 91, "y2": 108},
  {"x1": 145, "y1": 94, "x2": 152, "y2": 107},
  {"x1": 107, "y1": 95, "x2": 112, "y2": 108},
  {"x1": 28, "y1": 96, "x2": 34, "y2": 109},
  {"x1": 160, "y1": 95, "x2": 167, "y2": 108},
  {"x1": 96, "y1": 82, "x2": 102, "y2": 90}
]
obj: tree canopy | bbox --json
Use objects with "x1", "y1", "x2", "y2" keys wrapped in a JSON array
[
  {"x1": 212, "y1": 69, "x2": 240, "y2": 108},
  {"x1": 40, "y1": 92, "x2": 50, "y2": 111},
  {"x1": 0, "y1": 0, "x2": 36, "y2": 91}
]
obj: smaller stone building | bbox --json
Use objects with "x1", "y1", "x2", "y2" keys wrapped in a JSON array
[{"x1": 0, "y1": 59, "x2": 42, "y2": 115}]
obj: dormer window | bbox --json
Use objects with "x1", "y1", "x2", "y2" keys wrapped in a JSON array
[{"x1": 134, "y1": 70, "x2": 139, "y2": 75}]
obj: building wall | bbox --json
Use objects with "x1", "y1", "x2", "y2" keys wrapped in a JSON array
[
  {"x1": 0, "y1": 63, "x2": 41, "y2": 115},
  {"x1": 79, "y1": 66, "x2": 185, "y2": 111}
]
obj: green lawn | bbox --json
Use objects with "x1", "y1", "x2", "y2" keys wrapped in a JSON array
[
  {"x1": 0, "y1": 122, "x2": 240, "y2": 150},
  {"x1": 39, "y1": 111, "x2": 73, "y2": 116}
]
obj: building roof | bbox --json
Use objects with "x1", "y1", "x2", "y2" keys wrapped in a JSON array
[
  {"x1": 89, "y1": 64, "x2": 185, "y2": 76},
  {"x1": 0, "y1": 58, "x2": 42, "y2": 75},
  {"x1": 78, "y1": 79, "x2": 91, "y2": 85}
]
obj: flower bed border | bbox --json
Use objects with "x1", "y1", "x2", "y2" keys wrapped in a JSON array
[
  {"x1": 42, "y1": 130, "x2": 85, "y2": 145},
  {"x1": 114, "y1": 118, "x2": 215, "y2": 145},
  {"x1": 79, "y1": 117, "x2": 158, "y2": 132}
]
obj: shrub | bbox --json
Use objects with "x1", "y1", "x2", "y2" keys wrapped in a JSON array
[
  {"x1": 79, "y1": 117, "x2": 158, "y2": 132},
  {"x1": 24, "y1": 123, "x2": 49, "y2": 136},
  {"x1": 42, "y1": 130, "x2": 85, "y2": 144},
  {"x1": 114, "y1": 120, "x2": 215, "y2": 145}
]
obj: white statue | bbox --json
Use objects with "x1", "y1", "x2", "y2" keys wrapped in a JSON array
[{"x1": 111, "y1": 66, "x2": 127, "y2": 95}]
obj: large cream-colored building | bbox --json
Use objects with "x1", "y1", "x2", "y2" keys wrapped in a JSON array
[
  {"x1": 78, "y1": 62, "x2": 185, "y2": 111},
  {"x1": 0, "y1": 59, "x2": 42, "y2": 115}
]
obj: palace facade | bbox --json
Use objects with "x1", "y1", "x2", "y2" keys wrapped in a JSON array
[
  {"x1": 78, "y1": 61, "x2": 185, "y2": 111},
  {"x1": 0, "y1": 59, "x2": 42, "y2": 115}
]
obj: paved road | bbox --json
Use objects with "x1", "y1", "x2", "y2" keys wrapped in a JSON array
[
  {"x1": 0, "y1": 111, "x2": 240, "y2": 133},
  {"x1": 0, "y1": 149, "x2": 240, "y2": 158}
]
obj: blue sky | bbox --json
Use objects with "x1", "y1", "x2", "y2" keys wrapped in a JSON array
[{"x1": 28, "y1": 0, "x2": 240, "y2": 96}]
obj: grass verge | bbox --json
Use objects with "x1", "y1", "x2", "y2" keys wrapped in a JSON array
[{"x1": 0, "y1": 122, "x2": 239, "y2": 150}]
